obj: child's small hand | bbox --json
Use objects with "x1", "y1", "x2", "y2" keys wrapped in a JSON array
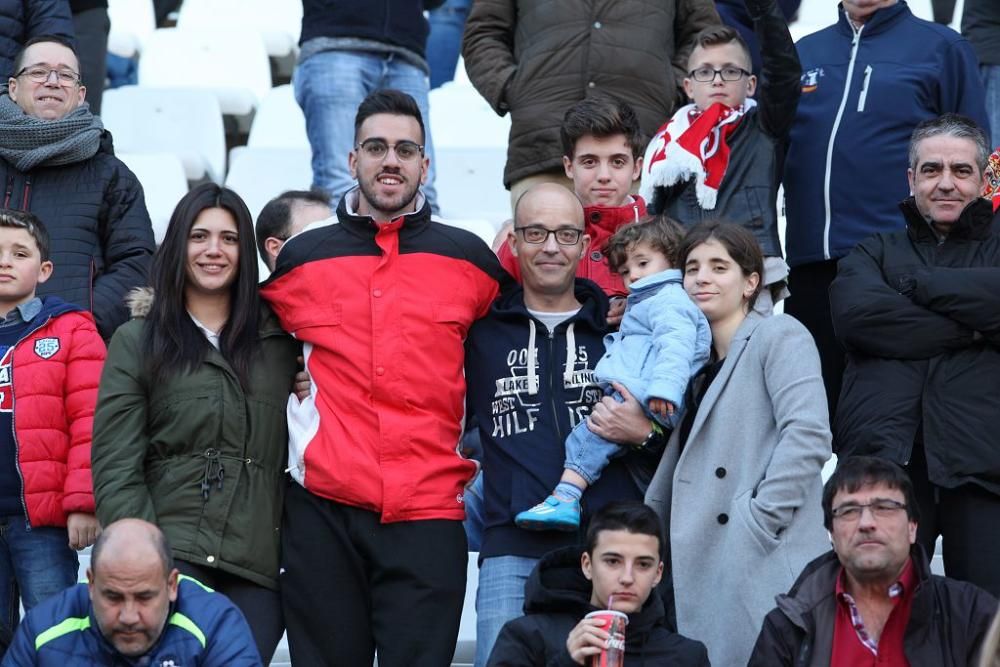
[
  {"x1": 606, "y1": 297, "x2": 626, "y2": 328},
  {"x1": 67, "y1": 512, "x2": 101, "y2": 550},
  {"x1": 648, "y1": 398, "x2": 675, "y2": 419}
]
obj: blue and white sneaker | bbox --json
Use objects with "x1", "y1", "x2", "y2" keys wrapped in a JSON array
[{"x1": 515, "y1": 495, "x2": 581, "y2": 531}]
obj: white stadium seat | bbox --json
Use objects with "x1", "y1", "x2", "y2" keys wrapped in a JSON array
[
  {"x1": 247, "y1": 85, "x2": 309, "y2": 149},
  {"x1": 176, "y1": 0, "x2": 302, "y2": 59},
  {"x1": 434, "y1": 147, "x2": 509, "y2": 227},
  {"x1": 118, "y1": 152, "x2": 188, "y2": 244},
  {"x1": 107, "y1": 0, "x2": 155, "y2": 57},
  {"x1": 138, "y1": 28, "x2": 272, "y2": 116},
  {"x1": 103, "y1": 86, "x2": 226, "y2": 183},
  {"x1": 225, "y1": 147, "x2": 313, "y2": 222}
]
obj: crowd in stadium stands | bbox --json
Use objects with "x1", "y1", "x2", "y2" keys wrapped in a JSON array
[{"x1": 0, "y1": 0, "x2": 996, "y2": 666}]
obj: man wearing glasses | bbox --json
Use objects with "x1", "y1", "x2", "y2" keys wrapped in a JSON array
[
  {"x1": 749, "y1": 456, "x2": 997, "y2": 666},
  {"x1": 0, "y1": 36, "x2": 153, "y2": 339},
  {"x1": 262, "y1": 89, "x2": 509, "y2": 667},
  {"x1": 464, "y1": 183, "x2": 664, "y2": 666}
]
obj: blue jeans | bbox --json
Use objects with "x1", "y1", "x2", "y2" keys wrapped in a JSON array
[
  {"x1": 427, "y1": 0, "x2": 471, "y2": 89},
  {"x1": 982, "y1": 64, "x2": 1000, "y2": 147},
  {"x1": 474, "y1": 555, "x2": 537, "y2": 667},
  {"x1": 463, "y1": 472, "x2": 484, "y2": 552},
  {"x1": 0, "y1": 518, "x2": 78, "y2": 651},
  {"x1": 293, "y1": 50, "x2": 438, "y2": 211}
]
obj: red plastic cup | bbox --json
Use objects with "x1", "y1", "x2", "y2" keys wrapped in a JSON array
[{"x1": 584, "y1": 610, "x2": 628, "y2": 667}]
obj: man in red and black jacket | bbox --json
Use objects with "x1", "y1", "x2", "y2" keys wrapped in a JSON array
[{"x1": 262, "y1": 89, "x2": 509, "y2": 667}]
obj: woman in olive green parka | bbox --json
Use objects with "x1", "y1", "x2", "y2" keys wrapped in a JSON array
[{"x1": 92, "y1": 184, "x2": 298, "y2": 664}]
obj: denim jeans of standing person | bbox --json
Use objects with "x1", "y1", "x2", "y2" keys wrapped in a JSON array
[
  {"x1": 982, "y1": 65, "x2": 1000, "y2": 147},
  {"x1": 0, "y1": 518, "x2": 79, "y2": 655},
  {"x1": 427, "y1": 0, "x2": 471, "y2": 89},
  {"x1": 475, "y1": 555, "x2": 537, "y2": 667},
  {"x1": 294, "y1": 50, "x2": 438, "y2": 212}
]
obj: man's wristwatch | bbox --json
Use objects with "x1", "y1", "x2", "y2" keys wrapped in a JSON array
[{"x1": 634, "y1": 421, "x2": 665, "y2": 450}]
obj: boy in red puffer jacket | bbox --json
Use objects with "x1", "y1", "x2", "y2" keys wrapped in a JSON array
[{"x1": 0, "y1": 210, "x2": 104, "y2": 657}]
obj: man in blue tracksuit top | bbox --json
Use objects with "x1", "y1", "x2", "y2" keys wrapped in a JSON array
[
  {"x1": 781, "y1": 0, "x2": 989, "y2": 415},
  {"x1": 463, "y1": 184, "x2": 664, "y2": 667},
  {"x1": 2, "y1": 519, "x2": 261, "y2": 666}
]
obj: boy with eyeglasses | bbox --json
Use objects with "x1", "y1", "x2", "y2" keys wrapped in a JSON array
[
  {"x1": 516, "y1": 216, "x2": 710, "y2": 531},
  {"x1": 640, "y1": 0, "x2": 799, "y2": 313}
]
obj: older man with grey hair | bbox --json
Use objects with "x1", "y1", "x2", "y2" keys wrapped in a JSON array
[{"x1": 830, "y1": 113, "x2": 1000, "y2": 598}]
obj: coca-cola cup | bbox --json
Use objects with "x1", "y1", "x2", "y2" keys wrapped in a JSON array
[{"x1": 584, "y1": 610, "x2": 628, "y2": 667}]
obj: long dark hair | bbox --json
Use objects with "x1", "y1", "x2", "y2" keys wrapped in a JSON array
[
  {"x1": 678, "y1": 221, "x2": 764, "y2": 309},
  {"x1": 142, "y1": 183, "x2": 260, "y2": 389}
]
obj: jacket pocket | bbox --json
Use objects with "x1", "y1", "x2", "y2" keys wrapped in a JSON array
[
  {"x1": 857, "y1": 65, "x2": 873, "y2": 112},
  {"x1": 733, "y1": 488, "x2": 781, "y2": 556},
  {"x1": 282, "y1": 303, "x2": 342, "y2": 331}
]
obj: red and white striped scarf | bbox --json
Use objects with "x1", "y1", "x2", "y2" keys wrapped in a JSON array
[{"x1": 639, "y1": 100, "x2": 755, "y2": 209}]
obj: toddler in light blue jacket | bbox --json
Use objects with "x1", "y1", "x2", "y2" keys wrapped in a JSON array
[{"x1": 517, "y1": 216, "x2": 711, "y2": 531}]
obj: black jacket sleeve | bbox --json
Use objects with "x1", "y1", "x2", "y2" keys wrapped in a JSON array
[
  {"x1": 94, "y1": 160, "x2": 155, "y2": 338},
  {"x1": 746, "y1": 0, "x2": 801, "y2": 139},
  {"x1": 747, "y1": 609, "x2": 801, "y2": 667},
  {"x1": 830, "y1": 236, "x2": 972, "y2": 359},
  {"x1": 911, "y1": 267, "x2": 1000, "y2": 343},
  {"x1": 486, "y1": 618, "x2": 577, "y2": 667}
]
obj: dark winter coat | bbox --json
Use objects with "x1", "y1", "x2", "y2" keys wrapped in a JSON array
[
  {"x1": 486, "y1": 546, "x2": 710, "y2": 667},
  {"x1": 831, "y1": 198, "x2": 1000, "y2": 495},
  {"x1": 299, "y1": 0, "x2": 444, "y2": 58},
  {"x1": 462, "y1": 0, "x2": 720, "y2": 188},
  {"x1": 92, "y1": 289, "x2": 299, "y2": 590},
  {"x1": 0, "y1": 0, "x2": 73, "y2": 80},
  {"x1": 748, "y1": 547, "x2": 998, "y2": 666},
  {"x1": 0, "y1": 132, "x2": 155, "y2": 339}
]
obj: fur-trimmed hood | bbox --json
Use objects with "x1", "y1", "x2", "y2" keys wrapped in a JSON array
[{"x1": 126, "y1": 287, "x2": 154, "y2": 319}]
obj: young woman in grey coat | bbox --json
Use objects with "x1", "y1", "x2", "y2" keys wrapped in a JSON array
[{"x1": 645, "y1": 222, "x2": 831, "y2": 667}]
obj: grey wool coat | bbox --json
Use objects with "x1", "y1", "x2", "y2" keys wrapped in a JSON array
[{"x1": 646, "y1": 312, "x2": 832, "y2": 667}]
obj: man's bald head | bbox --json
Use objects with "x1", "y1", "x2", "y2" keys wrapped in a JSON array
[
  {"x1": 513, "y1": 182, "x2": 585, "y2": 227},
  {"x1": 91, "y1": 519, "x2": 173, "y2": 580}
]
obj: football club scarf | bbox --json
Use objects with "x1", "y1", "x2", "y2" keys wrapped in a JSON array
[{"x1": 639, "y1": 99, "x2": 756, "y2": 209}]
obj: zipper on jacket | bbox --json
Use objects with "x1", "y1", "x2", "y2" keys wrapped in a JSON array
[
  {"x1": 8, "y1": 314, "x2": 55, "y2": 528},
  {"x1": 821, "y1": 24, "x2": 865, "y2": 260},
  {"x1": 21, "y1": 176, "x2": 31, "y2": 211},
  {"x1": 856, "y1": 65, "x2": 873, "y2": 112},
  {"x1": 2, "y1": 175, "x2": 12, "y2": 208},
  {"x1": 546, "y1": 329, "x2": 564, "y2": 444}
]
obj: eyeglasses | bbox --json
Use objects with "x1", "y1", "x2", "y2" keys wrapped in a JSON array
[
  {"x1": 14, "y1": 66, "x2": 81, "y2": 86},
  {"x1": 688, "y1": 66, "x2": 750, "y2": 83},
  {"x1": 830, "y1": 499, "x2": 908, "y2": 522},
  {"x1": 514, "y1": 226, "x2": 583, "y2": 245},
  {"x1": 355, "y1": 139, "x2": 424, "y2": 162}
]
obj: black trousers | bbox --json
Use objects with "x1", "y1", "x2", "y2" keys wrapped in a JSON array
[
  {"x1": 784, "y1": 259, "x2": 845, "y2": 418},
  {"x1": 907, "y1": 442, "x2": 1000, "y2": 597},
  {"x1": 174, "y1": 559, "x2": 284, "y2": 663},
  {"x1": 281, "y1": 483, "x2": 468, "y2": 667}
]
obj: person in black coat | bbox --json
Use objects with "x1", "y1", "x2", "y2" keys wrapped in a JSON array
[
  {"x1": 830, "y1": 113, "x2": 1000, "y2": 598},
  {"x1": 0, "y1": 0, "x2": 73, "y2": 80},
  {"x1": 0, "y1": 35, "x2": 154, "y2": 339},
  {"x1": 486, "y1": 502, "x2": 708, "y2": 667}
]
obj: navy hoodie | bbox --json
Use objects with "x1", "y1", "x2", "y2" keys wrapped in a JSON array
[{"x1": 465, "y1": 279, "x2": 648, "y2": 561}]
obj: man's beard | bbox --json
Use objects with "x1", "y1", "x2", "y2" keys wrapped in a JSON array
[{"x1": 358, "y1": 170, "x2": 420, "y2": 219}]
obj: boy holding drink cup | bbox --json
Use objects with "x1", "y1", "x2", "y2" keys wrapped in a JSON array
[{"x1": 487, "y1": 502, "x2": 708, "y2": 666}]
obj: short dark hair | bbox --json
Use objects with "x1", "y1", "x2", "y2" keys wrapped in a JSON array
[
  {"x1": 585, "y1": 502, "x2": 663, "y2": 557},
  {"x1": 560, "y1": 94, "x2": 645, "y2": 160},
  {"x1": 688, "y1": 25, "x2": 752, "y2": 72},
  {"x1": 606, "y1": 214, "x2": 684, "y2": 273},
  {"x1": 12, "y1": 35, "x2": 80, "y2": 78},
  {"x1": 255, "y1": 188, "x2": 330, "y2": 264},
  {"x1": 822, "y1": 456, "x2": 920, "y2": 531},
  {"x1": 354, "y1": 89, "x2": 426, "y2": 145},
  {"x1": 92, "y1": 523, "x2": 174, "y2": 581},
  {"x1": 908, "y1": 113, "x2": 990, "y2": 174},
  {"x1": 677, "y1": 221, "x2": 764, "y2": 309},
  {"x1": 0, "y1": 209, "x2": 50, "y2": 261}
]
